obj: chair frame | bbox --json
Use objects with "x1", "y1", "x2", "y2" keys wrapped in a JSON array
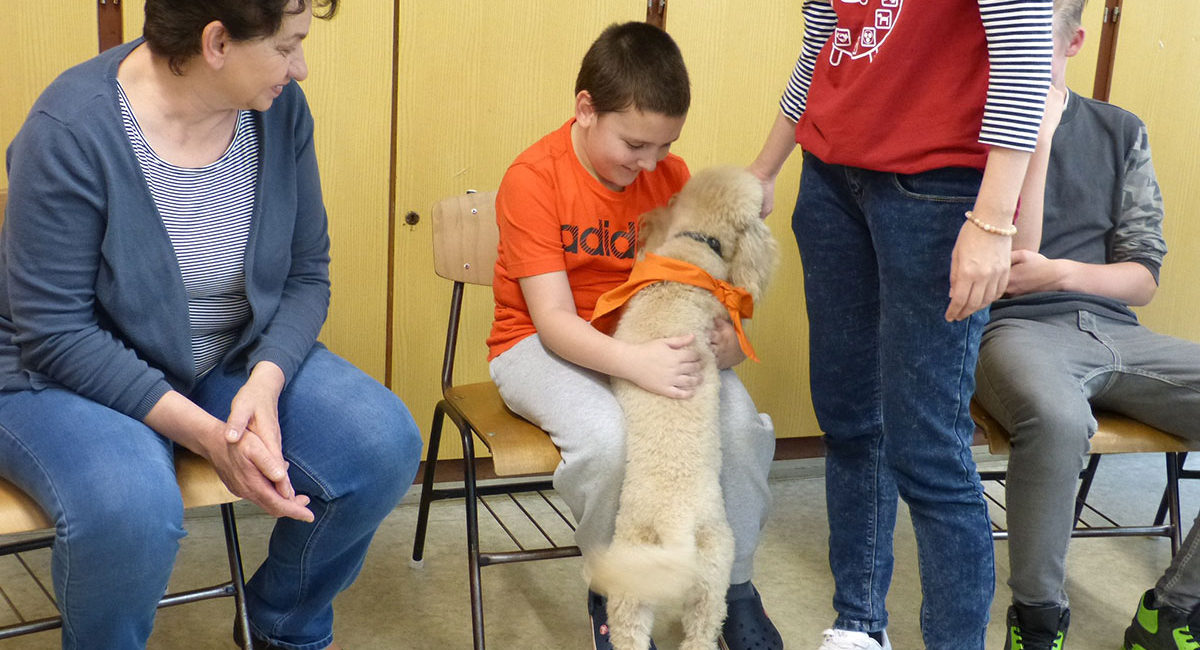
[
  {"x1": 0, "y1": 460, "x2": 252, "y2": 647},
  {"x1": 973, "y1": 399, "x2": 1190, "y2": 554},
  {"x1": 1155, "y1": 451, "x2": 1200, "y2": 527},
  {"x1": 410, "y1": 191, "x2": 580, "y2": 650},
  {"x1": 980, "y1": 451, "x2": 1184, "y2": 552}
]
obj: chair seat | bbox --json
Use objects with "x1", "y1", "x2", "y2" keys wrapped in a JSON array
[
  {"x1": 0, "y1": 450, "x2": 240, "y2": 537},
  {"x1": 175, "y1": 450, "x2": 241, "y2": 508},
  {"x1": 446, "y1": 381, "x2": 563, "y2": 477},
  {"x1": 971, "y1": 400, "x2": 1200, "y2": 456},
  {"x1": 0, "y1": 477, "x2": 51, "y2": 535}
]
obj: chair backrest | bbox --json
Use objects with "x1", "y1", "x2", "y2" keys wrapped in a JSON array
[{"x1": 432, "y1": 191, "x2": 499, "y2": 287}]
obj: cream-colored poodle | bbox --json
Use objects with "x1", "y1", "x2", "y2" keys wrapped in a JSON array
[{"x1": 586, "y1": 166, "x2": 778, "y2": 650}]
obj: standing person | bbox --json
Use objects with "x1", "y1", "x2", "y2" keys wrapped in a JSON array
[
  {"x1": 487, "y1": 21, "x2": 781, "y2": 650},
  {"x1": 972, "y1": 1, "x2": 1200, "y2": 648},
  {"x1": 747, "y1": 1, "x2": 1054, "y2": 648},
  {"x1": 0, "y1": 1, "x2": 422, "y2": 649}
]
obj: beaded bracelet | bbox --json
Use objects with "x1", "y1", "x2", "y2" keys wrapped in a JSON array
[{"x1": 964, "y1": 211, "x2": 1017, "y2": 237}]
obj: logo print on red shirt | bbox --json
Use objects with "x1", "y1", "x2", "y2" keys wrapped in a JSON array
[{"x1": 831, "y1": 0, "x2": 903, "y2": 65}]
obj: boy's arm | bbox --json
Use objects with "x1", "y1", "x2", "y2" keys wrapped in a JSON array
[
  {"x1": 1007, "y1": 121, "x2": 1163, "y2": 307},
  {"x1": 1005, "y1": 254, "x2": 1157, "y2": 306},
  {"x1": 519, "y1": 271, "x2": 703, "y2": 399}
]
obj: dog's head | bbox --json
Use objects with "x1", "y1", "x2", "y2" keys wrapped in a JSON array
[{"x1": 638, "y1": 166, "x2": 778, "y2": 302}]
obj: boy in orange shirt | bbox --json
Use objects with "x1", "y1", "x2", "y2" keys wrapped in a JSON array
[{"x1": 486, "y1": 21, "x2": 781, "y2": 650}]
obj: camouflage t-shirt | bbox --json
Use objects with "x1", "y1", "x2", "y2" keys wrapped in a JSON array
[{"x1": 989, "y1": 89, "x2": 1166, "y2": 324}]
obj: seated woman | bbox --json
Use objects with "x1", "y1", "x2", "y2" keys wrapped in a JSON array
[{"x1": 0, "y1": 1, "x2": 421, "y2": 648}]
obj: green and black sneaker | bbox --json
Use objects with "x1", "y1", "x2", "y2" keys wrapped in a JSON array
[
  {"x1": 1004, "y1": 603, "x2": 1069, "y2": 650},
  {"x1": 1123, "y1": 589, "x2": 1200, "y2": 650}
]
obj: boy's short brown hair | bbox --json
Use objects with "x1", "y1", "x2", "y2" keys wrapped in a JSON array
[{"x1": 575, "y1": 22, "x2": 690, "y2": 118}]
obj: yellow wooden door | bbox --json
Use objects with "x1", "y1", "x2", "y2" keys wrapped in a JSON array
[
  {"x1": 1111, "y1": 1, "x2": 1200, "y2": 341},
  {"x1": 1, "y1": 3, "x2": 97, "y2": 195}
]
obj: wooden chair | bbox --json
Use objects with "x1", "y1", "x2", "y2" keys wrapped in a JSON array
[
  {"x1": 410, "y1": 190, "x2": 580, "y2": 650},
  {"x1": 0, "y1": 450, "x2": 252, "y2": 646},
  {"x1": 972, "y1": 397, "x2": 1200, "y2": 554}
]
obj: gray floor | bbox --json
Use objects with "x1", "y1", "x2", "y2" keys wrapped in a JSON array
[{"x1": 1, "y1": 449, "x2": 1194, "y2": 649}]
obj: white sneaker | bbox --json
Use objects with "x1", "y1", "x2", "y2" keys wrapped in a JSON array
[{"x1": 818, "y1": 629, "x2": 892, "y2": 650}]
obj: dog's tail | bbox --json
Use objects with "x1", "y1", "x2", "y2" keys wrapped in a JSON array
[{"x1": 583, "y1": 540, "x2": 699, "y2": 605}]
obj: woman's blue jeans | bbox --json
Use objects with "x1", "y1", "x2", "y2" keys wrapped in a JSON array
[
  {"x1": 793, "y1": 153, "x2": 995, "y2": 649},
  {"x1": 0, "y1": 343, "x2": 422, "y2": 650}
]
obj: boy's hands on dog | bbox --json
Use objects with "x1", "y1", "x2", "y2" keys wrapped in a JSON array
[
  {"x1": 710, "y1": 318, "x2": 745, "y2": 370},
  {"x1": 627, "y1": 335, "x2": 703, "y2": 399},
  {"x1": 623, "y1": 321, "x2": 741, "y2": 399}
]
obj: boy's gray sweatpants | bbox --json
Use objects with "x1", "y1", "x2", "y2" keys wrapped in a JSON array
[
  {"x1": 490, "y1": 334, "x2": 775, "y2": 584},
  {"x1": 975, "y1": 309, "x2": 1200, "y2": 612}
]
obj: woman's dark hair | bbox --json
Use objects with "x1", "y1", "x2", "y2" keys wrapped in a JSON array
[
  {"x1": 575, "y1": 22, "x2": 690, "y2": 118},
  {"x1": 144, "y1": 0, "x2": 338, "y2": 75}
]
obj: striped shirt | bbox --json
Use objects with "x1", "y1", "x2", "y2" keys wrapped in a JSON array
[
  {"x1": 781, "y1": 0, "x2": 1053, "y2": 162},
  {"x1": 117, "y1": 83, "x2": 256, "y2": 378}
]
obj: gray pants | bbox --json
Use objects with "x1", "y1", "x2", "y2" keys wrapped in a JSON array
[
  {"x1": 490, "y1": 335, "x2": 775, "y2": 584},
  {"x1": 975, "y1": 309, "x2": 1200, "y2": 611}
]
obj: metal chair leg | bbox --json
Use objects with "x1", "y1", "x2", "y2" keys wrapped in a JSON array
[
  {"x1": 460, "y1": 427, "x2": 486, "y2": 650},
  {"x1": 1167, "y1": 452, "x2": 1183, "y2": 554},
  {"x1": 1155, "y1": 451, "x2": 1189, "y2": 527},
  {"x1": 412, "y1": 403, "x2": 447, "y2": 565},
  {"x1": 1073, "y1": 454, "x2": 1103, "y2": 525},
  {"x1": 221, "y1": 503, "x2": 254, "y2": 650}
]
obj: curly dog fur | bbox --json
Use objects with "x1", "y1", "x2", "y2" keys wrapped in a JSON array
[{"x1": 586, "y1": 167, "x2": 778, "y2": 650}]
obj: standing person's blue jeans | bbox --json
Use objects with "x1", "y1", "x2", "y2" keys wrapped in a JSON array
[
  {"x1": 793, "y1": 152, "x2": 995, "y2": 649},
  {"x1": 0, "y1": 343, "x2": 421, "y2": 650}
]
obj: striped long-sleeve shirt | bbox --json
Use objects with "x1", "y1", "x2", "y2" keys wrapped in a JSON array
[
  {"x1": 118, "y1": 83, "x2": 256, "y2": 379},
  {"x1": 780, "y1": 0, "x2": 1053, "y2": 173}
]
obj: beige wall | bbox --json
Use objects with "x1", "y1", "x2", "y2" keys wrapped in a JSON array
[
  {"x1": 2, "y1": 2, "x2": 1198, "y2": 459},
  {"x1": 1110, "y1": 4, "x2": 1200, "y2": 341},
  {"x1": 0, "y1": 3, "x2": 95, "y2": 166}
]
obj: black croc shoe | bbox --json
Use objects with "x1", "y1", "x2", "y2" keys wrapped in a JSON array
[
  {"x1": 720, "y1": 581, "x2": 783, "y2": 650},
  {"x1": 588, "y1": 590, "x2": 657, "y2": 650}
]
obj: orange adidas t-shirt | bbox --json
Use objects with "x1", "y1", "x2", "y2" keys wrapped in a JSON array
[{"x1": 486, "y1": 119, "x2": 690, "y2": 361}]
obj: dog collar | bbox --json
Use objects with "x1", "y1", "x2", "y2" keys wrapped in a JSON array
[{"x1": 676, "y1": 231, "x2": 723, "y2": 258}]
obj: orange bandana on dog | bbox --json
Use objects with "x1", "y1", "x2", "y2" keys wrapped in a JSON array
[{"x1": 591, "y1": 252, "x2": 760, "y2": 362}]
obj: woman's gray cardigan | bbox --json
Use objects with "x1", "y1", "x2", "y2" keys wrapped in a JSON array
[{"x1": 1, "y1": 39, "x2": 331, "y2": 421}]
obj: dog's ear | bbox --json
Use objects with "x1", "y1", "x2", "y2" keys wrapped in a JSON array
[
  {"x1": 637, "y1": 205, "x2": 673, "y2": 257},
  {"x1": 729, "y1": 218, "x2": 778, "y2": 303}
]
